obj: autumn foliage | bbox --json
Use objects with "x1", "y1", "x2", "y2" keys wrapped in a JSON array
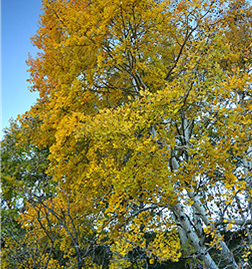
[{"x1": 1, "y1": 0, "x2": 252, "y2": 268}]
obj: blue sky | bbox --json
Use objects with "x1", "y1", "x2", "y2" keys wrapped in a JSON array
[{"x1": 1, "y1": 0, "x2": 42, "y2": 138}]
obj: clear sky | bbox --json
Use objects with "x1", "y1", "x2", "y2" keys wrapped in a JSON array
[{"x1": 1, "y1": 0, "x2": 42, "y2": 139}]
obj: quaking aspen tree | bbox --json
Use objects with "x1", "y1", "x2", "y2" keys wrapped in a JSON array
[{"x1": 1, "y1": 0, "x2": 252, "y2": 268}]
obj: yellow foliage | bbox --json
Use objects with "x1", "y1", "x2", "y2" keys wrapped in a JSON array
[{"x1": 3, "y1": 0, "x2": 252, "y2": 267}]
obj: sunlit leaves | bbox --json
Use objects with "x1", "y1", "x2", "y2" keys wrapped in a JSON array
[{"x1": 2, "y1": 0, "x2": 252, "y2": 268}]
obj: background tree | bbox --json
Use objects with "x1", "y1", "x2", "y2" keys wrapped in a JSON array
[
  {"x1": 1, "y1": 119, "x2": 55, "y2": 268},
  {"x1": 1, "y1": 121, "x2": 110, "y2": 268}
]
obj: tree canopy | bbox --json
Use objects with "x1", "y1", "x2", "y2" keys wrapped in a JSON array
[{"x1": 1, "y1": 0, "x2": 252, "y2": 268}]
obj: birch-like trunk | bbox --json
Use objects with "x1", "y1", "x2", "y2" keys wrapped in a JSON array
[
  {"x1": 172, "y1": 203, "x2": 219, "y2": 269},
  {"x1": 170, "y1": 116, "x2": 239, "y2": 268}
]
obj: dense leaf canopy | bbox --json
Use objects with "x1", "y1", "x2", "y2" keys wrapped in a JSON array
[{"x1": 1, "y1": 0, "x2": 252, "y2": 268}]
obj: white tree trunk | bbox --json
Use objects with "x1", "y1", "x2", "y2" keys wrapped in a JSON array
[{"x1": 172, "y1": 203, "x2": 219, "y2": 269}]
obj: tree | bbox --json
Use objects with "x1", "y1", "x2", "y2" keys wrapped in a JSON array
[
  {"x1": 1, "y1": 121, "x2": 108, "y2": 269},
  {"x1": 2, "y1": 0, "x2": 252, "y2": 268},
  {"x1": 1, "y1": 120, "x2": 58, "y2": 269}
]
